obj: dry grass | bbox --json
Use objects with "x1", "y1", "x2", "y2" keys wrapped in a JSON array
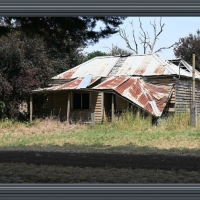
[
  {"x1": 0, "y1": 118, "x2": 83, "y2": 135},
  {"x1": 1, "y1": 113, "x2": 200, "y2": 183},
  {"x1": 0, "y1": 112, "x2": 200, "y2": 156}
]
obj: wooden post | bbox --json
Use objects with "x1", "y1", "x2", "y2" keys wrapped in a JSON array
[
  {"x1": 111, "y1": 93, "x2": 115, "y2": 122},
  {"x1": 101, "y1": 92, "x2": 104, "y2": 122},
  {"x1": 67, "y1": 93, "x2": 70, "y2": 124},
  {"x1": 30, "y1": 94, "x2": 33, "y2": 123},
  {"x1": 192, "y1": 54, "x2": 195, "y2": 102},
  {"x1": 91, "y1": 113, "x2": 95, "y2": 126},
  {"x1": 190, "y1": 54, "x2": 197, "y2": 127}
]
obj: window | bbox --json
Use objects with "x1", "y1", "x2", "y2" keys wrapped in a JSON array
[{"x1": 73, "y1": 93, "x2": 90, "y2": 109}]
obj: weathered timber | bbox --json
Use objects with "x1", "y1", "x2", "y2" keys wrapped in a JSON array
[
  {"x1": 91, "y1": 113, "x2": 95, "y2": 126},
  {"x1": 111, "y1": 93, "x2": 115, "y2": 122},
  {"x1": 190, "y1": 102, "x2": 197, "y2": 127}
]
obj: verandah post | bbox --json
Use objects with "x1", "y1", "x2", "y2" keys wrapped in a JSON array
[{"x1": 112, "y1": 93, "x2": 115, "y2": 122}]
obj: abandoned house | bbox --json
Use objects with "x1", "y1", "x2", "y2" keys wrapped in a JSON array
[{"x1": 31, "y1": 54, "x2": 200, "y2": 123}]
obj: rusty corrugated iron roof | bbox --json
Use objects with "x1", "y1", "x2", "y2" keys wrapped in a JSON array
[
  {"x1": 116, "y1": 78, "x2": 170, "y2": 116},
  {"x1": 92, "y1": 77, "x2": 173, "y2": 117},
  {"x1": 52, "y1": 56, "x2": 120, "y2": 79},
  {"x1": 51, "y1": 54, "x2": 199, "y2": 80}
]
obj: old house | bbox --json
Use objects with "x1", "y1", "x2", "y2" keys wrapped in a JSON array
[{"x1": 31, "y1": 54, "x2": 200, "y2": 123}]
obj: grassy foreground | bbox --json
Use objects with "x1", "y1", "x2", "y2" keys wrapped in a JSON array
[
  {"x1": 0, "y1": 112, "x2": 200, "y2": 156},
  {"x1": 1, "y1": 112, "x2": 200, "y2": 183}
]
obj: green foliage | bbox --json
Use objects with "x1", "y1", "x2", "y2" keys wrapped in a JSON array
[
  {"x1": 174, "y1": 29, "x2": 200, "y2": 71},
  {"x1": 0, "y1": 17, "x2": 126, "y2": 72},
  {"x1": 84, "y1": 51, "x2": 108, "y2": 62},
  {"x1": 0, "y1": 17, "x2": 127, "y2": 118},
  {"x1": 0, "y1": 101, "x2": 6, "y2": 119},
  {"x1": 0, "y1": 31, "x2": 51, "y2": 118}
]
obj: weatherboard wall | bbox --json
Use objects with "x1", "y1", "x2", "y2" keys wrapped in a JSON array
[
  {"x1": 146, "y1": 77, "x2": 200, "y2": 115},
  {"x1": 175, "y1": 79, "x2": 200, "y2": 114}
]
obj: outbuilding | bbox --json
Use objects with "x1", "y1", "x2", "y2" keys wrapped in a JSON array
[{"x1": 31, "y1": 54, "x2": 200, "y2": 123}]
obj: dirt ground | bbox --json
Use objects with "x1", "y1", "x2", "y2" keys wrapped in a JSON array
[{"x1": 1, "y1": 150, "x2": 200, "y2": 172}]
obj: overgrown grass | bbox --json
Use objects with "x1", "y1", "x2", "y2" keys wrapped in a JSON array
[{"x1": 0, "y1": 112, "x2": 200, "y2": 156}]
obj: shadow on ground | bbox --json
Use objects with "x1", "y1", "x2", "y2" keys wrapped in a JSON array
[{"x1": 0, "y1": 143, "x2": 200, "y2": 171}]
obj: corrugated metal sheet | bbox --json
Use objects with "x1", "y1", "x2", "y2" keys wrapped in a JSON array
[
  {"x1": 59, "y1": 78, "x2": 83, "y2": 89},
  {"x1": 115, "y1": 54, "x2": 192, "y2": 77},
  {"x1": 93, "y1": 77, "x2": 173, "y2": 117},
  {"x1": 52, "y1": 66, "x2": 79, "y2": 79},
  {"x1": 59, "y1": 77, "x2": 100, "y2": 89},
  {"x1": 72, "y1": 57, "x2": 119, "y2": 78},
  {"x1": 77, "y1": 74, "x2": 93, "y2": 89},
  {"x1": 52, "y1": 56, "x2": 119, "y2": 79},
  {"x1": 51, "y1": 54, "x2": 200, "y2": 80},
  {"x1": 93, "y1": 77, "x2": 129, "y2": 90},
  {"x1": 170, "y1": 59, "x2": 200, "y2": 78},
  {"x1": 33, "y1": 77, "x2": 100, "y2": 92}
]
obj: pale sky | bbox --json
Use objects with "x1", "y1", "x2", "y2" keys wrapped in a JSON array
[{"x1": 84, "y1": 17, "x2": 200, "y2": 60}]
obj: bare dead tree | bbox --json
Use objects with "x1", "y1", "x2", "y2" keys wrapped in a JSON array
[
  {"x1": 119, "y1": 24, "x2": 138, "y2": 54},
  {"x1": 138, "y1": 18, "x2": 150, "y2": 54},
  {"x1": 118, "y1": 17, "x2": 175, "y2": 54}
]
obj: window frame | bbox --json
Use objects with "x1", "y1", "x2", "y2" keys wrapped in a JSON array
[{"x1": 72, "y1": 92, "x2": 90, "y2": 110}]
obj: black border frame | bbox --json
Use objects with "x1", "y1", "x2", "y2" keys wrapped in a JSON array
[
  {"x1": 1, "y1": 0, "x2": 200, "y2": 16},
  {"x1": 1, "y1": 184, "x2": 200, "y2": 199}
]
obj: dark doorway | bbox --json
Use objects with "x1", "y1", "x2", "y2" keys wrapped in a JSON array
[{"x1": 104, "y1": 93, "x2": 116, "y2": 121}]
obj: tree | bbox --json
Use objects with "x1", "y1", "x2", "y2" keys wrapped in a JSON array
[
  {"x1": 0, "y1": 17, "x2": 126, "y2": 73},
  {"x1": 118, "y1": 17, "x2": 175, "y2": 54},
  {"x1": 84, "y1": 51, "x2": 108, "y2": 62},
  {"x1": 173, "y1": 30, "x2": 200, "y2": 71},
  {"x1": 0, "y1": 31, "x2": 51, "y2": 118},
  {"x1": 0, "y1": 17, "x2": 127, "y2": 118}
]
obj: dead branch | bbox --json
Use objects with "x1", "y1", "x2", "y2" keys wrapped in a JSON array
[
  {"x1": 154, "y1": 43, "x2": 176, "y2": 53},
  {"x1": 118, "y1": 23, "x2": 138, "y2": 54},
  {"x1": 117, "y1": 17, "x2": 174, "y2": 55},
  {"x1": 138, "y1": 17, "x2": 150, "y2": 54},
  {"x1": 149, "y1": 17, "x2": 165, "y2": 53}
]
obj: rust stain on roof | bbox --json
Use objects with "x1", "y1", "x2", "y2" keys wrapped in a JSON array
[
  {"x1": 59, "y1": 78, "x2": 83, "y2": 89},
  {"x1": 51, "y1": 54, "x2": 200, "y2": 80},
  {"x1": 134, "y1": 67, "x2": 146, "y2": 75},
  {"x1": 94, "y1": 77, "x2": 129, "y2": 89},
  {"x1": 62, "y1": 71, "x2": 75, "y2": 79},
  {"x1": 134, "y1": 55, "x2": 152, "y2": 75},
  {"x1": 93, "y1": 77, "x2": 173, "y2": 116},
  {"x1": 154, "y1": 64, "x2": 165, "y2": 74},
  {"x1": 145, "y1": 83, "x2": 169, "y2": 94},
  {"x1": 59, "y1": 77, "x2": 100, "y2": 90}
]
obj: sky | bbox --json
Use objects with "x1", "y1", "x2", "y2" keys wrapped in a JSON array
[{"x1": 84, "y1": 17, "x2": 200, "y2": 60}]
